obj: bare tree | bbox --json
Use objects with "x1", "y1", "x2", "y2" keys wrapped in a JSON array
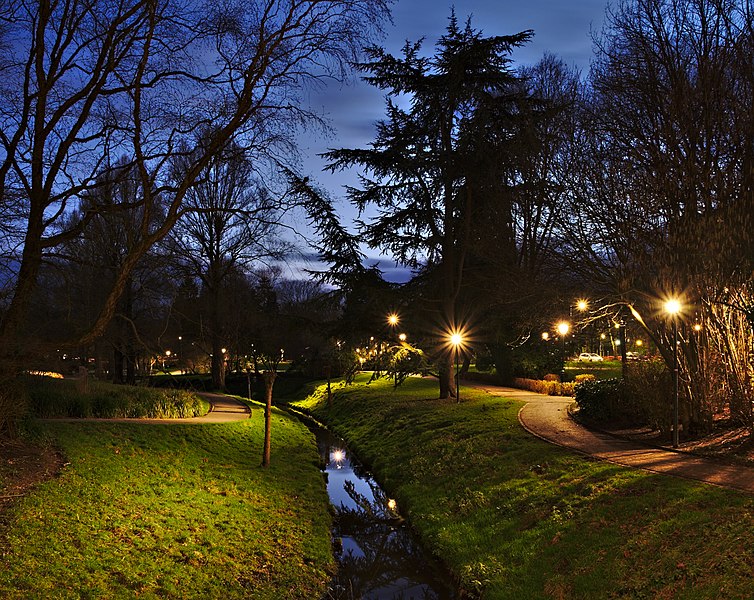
[
  {"x1": 567, "y1": 0, "x2": 754, "y2": 433},
  {"x1": 168, "y1": 136, "x2": 289, "y2": 389},
  {"x1": 0, "y1": 0, "x2": 390, "y2": 366}
]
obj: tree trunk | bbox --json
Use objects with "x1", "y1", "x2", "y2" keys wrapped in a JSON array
[
  {"x1": 325, "y1": 365, "x2": 332, "y2": 408},
  {"x1": 211, "y1": 341, "x2": 225, "y2": 391},
  {"x1": 112, "y1": 347, "x2": 124, "y2": 384},
  {"x1": 261, "y1": 371, "x2": 276, "y2": 467},
  {"x1": 0, "y1": 218, "x2": 45, "y2": 366},
  {"x1": 438, "y1": 353, "x2": 454, "y2": 399}
]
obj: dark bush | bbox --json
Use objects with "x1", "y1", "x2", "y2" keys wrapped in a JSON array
[
  {"x1": 474, "y1": 354, "x2": 494, "y2": 372},
  {"x1": 576, "y1": 361, "x2": 674, "y2": 431},
  {"x1": 460, "y1": 370, "x2": 503, "y2": 385},
  {"x1": 574, "y1": 378, "x2": 629, "y2": 424},
  {"x1": 624, "y1": 360, "x2": 673, "y2": 433}
]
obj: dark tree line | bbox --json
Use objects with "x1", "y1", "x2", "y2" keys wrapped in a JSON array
[{"x1": 0, "y1": 0, "x2": 390, "y2": 373}]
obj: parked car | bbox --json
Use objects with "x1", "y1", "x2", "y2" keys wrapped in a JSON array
[
  {"x1": 626, "y1": 351, "x2": 640, "y2": 361},
  {"x1": 578, "y1": 352, "x2": 604, "y2": 362}
]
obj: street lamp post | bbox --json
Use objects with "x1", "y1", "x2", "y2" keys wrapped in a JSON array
[
  {"x1": 664, "y1": 299, "x2": 681, "y2": 448},
  {"x1": 450, "y1": 332, "x2": 462, "y2": 403},
  {"x1": 556, "y1": 321, "x2": 570, "y2": 381}
]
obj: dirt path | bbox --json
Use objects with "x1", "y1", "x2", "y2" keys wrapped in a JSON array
[{"x1": 470, "y1": 382, "x2": 754, "y2": 494}]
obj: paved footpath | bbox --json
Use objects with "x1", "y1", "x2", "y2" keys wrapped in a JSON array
[
  {"x1": 469, "y1": 383, "x2": 754, "y2": 495},
  {"x1": 145, "y1": 392, "x2": 251, "y2": 424}
]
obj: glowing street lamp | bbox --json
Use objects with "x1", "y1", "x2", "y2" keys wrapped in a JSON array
[
  {"x1": 664, "y1": 298, "x2": 682, "y2": 448},
  {"x1": 387, "y1": 313, "x2": 399, "y2": 327},
  {"x1": 576, "y1": 299, "x2": 589, "y2": 313},
  {"x1": 556, "y1": 321, "x2": 570, "y2": 379},
  {"x1": 450, "y1": 331, "x2": 463, "y2": 403},
  {"x1": 398, "y1": 333, "x2": 407, "y2": 342}
]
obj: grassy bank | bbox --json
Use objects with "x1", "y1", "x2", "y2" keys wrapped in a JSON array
[
  {"x1": 0, "y1": 410, "x2": 334, "y2": 598},
  {"x1": 294, "y1": 376, "x2": 754, "y2": 599}
]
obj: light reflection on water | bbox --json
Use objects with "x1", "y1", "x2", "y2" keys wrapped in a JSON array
[{"x1": 312, "y1": 426, "x2": 457, "y2": 600}]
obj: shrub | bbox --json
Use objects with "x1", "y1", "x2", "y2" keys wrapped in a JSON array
[
  {"x1": 474, "y1": 354, "x2": 495, "y2": 372},
  {"x1": 624, "y1": 361, "x2": 673, "y2": 432},
  {"x1": 512, "y1": 377, "x2": 575, "y2": 397},
  {"x1": 26, "y1": 377, "x2": 208, "y2": 419},
  {"x1": 543, "y1": 373, "x2": 561, "y2": 382},
  {"x1": 460, "y1": 370, "x2": 503, "y2": 385},
  {"x1": 574, "y1": 378, "x2": 628, "y2": 423},
  {"x1": 574, "y1": 374, "x2": 596, "y2": 384},
  {"x1": 575, "y1": 364, "x2": 675, "y2": 431}
]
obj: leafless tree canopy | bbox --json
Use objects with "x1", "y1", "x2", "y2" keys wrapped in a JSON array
[{"x1": 0, "y1": 0, "x2": 390, "y2": 349}]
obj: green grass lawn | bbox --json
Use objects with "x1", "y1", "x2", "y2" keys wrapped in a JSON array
[
  {"x1": 294, "y1": 376, "x2": 754, "y2": 599},
  {"x1": 565, "y1": 359, "x2": 622, "y2": 380},
  {"x1": 0, "y1": 410, "x2": 334, "y2": 599}
]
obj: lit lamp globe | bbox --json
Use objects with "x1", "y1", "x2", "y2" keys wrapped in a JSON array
[{"x1": 664, "y1": 299, "x2": 681, "y2": 316}]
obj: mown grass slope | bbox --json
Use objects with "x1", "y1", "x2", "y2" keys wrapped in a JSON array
[
  {"x1": 0, "y1": 408, "x2": 334, "y2": 599},
  {"x1": 295, "y1": 376, "x2": 754, "y2": 599}
]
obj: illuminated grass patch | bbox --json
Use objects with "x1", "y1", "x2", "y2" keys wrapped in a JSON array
[{"x1": 295, "y1": 377, "x2": 754, "y2": 599}]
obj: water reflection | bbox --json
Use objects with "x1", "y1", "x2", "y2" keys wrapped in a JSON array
[{"x1": 314, "y1": 427, "x2": 457, "y2": 600}]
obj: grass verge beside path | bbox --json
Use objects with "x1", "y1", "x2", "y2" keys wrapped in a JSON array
[
  {"x1": 0, "y1": 409, "x2": 334, "y2": 599},
  {"x1": 294, "y1": 376, "x2": 754, "y2": 599}
]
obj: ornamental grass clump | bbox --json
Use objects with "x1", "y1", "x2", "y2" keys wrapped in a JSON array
[
  {"x1": 512, "y1": 376, "x2": 576, "y2": 396},
  {"x1": 26, "y1": 376, "x2": 206, "y2": 419}
]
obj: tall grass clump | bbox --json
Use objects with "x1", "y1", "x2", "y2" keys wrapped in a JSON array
[
  {"x1": 512, "y1": 376, "x2": 576, "y2": 396},
  {"x1": 25, "y1": 376, "x2": 208, "y2": 419}
]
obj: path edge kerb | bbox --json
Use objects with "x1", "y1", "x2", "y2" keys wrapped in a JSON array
[
  {"x1": 564, "y1": 402, "x2": 694, "y2": 459},
  {"x1": 515, "y1": 394, "x2": 754, "y2": 495},
  {"x1": 516, "y1": 401, "x2": 591, "y2": 459}
]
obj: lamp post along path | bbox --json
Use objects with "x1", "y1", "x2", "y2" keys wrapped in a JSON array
[
  {"x1": 450, "y1": 332, "x2": 462, "y2": 402},
  {"x1": 665, "y1": 299, "x2": 681, "y2": 448},
  {"x1": 556, "y1": 322, "x2": 570, "y2": 381}
]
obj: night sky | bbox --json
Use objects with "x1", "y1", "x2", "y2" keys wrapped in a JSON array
[{"x1": 291, "y1": 0, "x2": 611, "y2": 280}]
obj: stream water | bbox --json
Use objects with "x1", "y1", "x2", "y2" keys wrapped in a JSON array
[{"x1": 308, "y1": 424, "x2": 458, "y2": 600}]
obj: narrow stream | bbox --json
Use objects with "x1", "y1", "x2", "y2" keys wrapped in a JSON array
[{"x1": 308, "y1": 423, "x2": 458, "y2": 600}]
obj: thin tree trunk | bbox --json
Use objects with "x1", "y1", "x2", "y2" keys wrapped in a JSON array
[
  {"x1": 325, "y1": 365, "x2": 332, "y2": 408},
  {"x1": 261, "y1": 371, "x2": 276, "y2": 467}
]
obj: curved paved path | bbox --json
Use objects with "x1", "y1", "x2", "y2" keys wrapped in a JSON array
[
  {"x1": 191, "y1": 392, "x2": 252, "y2": 423},
  {"x1": 139, "y1": 392, "x2": 251, "y2": 423},
  {"x1": 470, "y1": 383, "x2": 754, "y2": 494}
]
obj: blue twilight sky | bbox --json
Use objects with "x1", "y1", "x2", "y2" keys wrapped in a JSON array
[{"x1": 289, "y1": 0, "x2": 612, "y2": 281}]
